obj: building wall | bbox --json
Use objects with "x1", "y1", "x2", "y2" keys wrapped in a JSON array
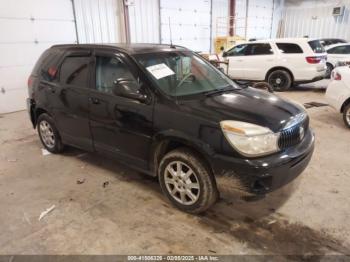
[
  {"x1": 128, "y1": 0, "x2": 160, "y2": 43},
  {"x1": 73, "y1": 0, "x2": 125, "y2": 43},
  {"x1": 282, "y1": 0, "x2": 350, "y2": 40},
  {"x1": 212, "y1": 0, "x2": 229, "y2": 38},
  {"x1": 0, "y1": 0, "x2": 77, "y2": 113},
  {"x1": 159, "y1": 0, "x2": 211, "y2": 52},
  {"x1": 235, "y1": 0, "x2": 275, "y2": 39}
]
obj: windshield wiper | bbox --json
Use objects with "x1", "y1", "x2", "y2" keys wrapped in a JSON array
[{"x1": 203, "y1": 85, "x2": 237, "y2": 96}]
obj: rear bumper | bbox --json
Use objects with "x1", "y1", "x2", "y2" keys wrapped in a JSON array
[
  {"x1": 26, "y1": 98, "x2": 35, "y2": 128},
  {"x1": 295, "y1": 75, "x2": 324, "y2": 84},
  {"x1": 211, "y1": 129, "x2": 315, "y2": 196}
]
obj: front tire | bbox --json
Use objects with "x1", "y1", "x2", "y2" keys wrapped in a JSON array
[
  {"x1": 158, "y1": 148, "x2": 218, "y2": 214},
  {"x1": 343, "y1": 104, "x2": 350, "y2": 128},
  {"x1": 37, "y1": 113, "x2": 64, "y2": 153},
  {"x1": 267, "y1": 70, "x2": 292, "y2": 91}
]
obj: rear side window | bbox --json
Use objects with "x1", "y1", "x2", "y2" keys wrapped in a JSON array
[
  {"x1": 60, "y1": 56, "x2": 90, "y2": 87},
  {"x1": 308, "y1": 40, "x2": 325, "y2": 53},
  {"x1": 246, "y1": 43, "x2": 273, "y2": 55},
  {"x1": 32, "y1": 50, "x2": 62, "y2": 82},
  {"x1": 276, "y1": 43, "x2": 303, "y2": 54}
]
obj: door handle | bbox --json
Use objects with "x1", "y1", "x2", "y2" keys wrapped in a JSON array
[{"x1": 89, "y1": 97, "x2": 100, "y2": 105}]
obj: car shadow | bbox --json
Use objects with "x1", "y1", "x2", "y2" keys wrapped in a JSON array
[
  {"x1": 61, "y1": 145, "x2": 294, "y2": 220},
  {"x1": 61, "y1": 146, "x2": 350, "y2": 255}
]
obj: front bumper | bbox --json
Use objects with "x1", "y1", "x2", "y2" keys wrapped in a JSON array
[{"x1": 211, "y1": 129, "x2": 315, "y2": 196}]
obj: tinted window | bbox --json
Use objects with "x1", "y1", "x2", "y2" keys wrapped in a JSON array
[
  {"x1": 95, "y1": 56, "x2": 135, "y2": 94},
  {"x1": 32, "y1": 50, "x2": 62, "y2": 82},
  {"x1": 60, "y1": 56, "x2": 90, "y2": 86},
  {"x1": 327, "y1": 45, "x2": 350, "y2": 54},
  {"x1": 276, "y1": 43, "x2": 303, "y2": 54},
  {"x1": 308, "y1": 40, "x2": 325, "y2": 53},
  {"x1": 247, "y1": 43, "x2": 273, "y2": 55},
  {"x1": 320, "y1": 39, "x2": 347, "y2": 47},
  {"x1": 226, "y1": 44, "x2": 248, "y2": 56}
]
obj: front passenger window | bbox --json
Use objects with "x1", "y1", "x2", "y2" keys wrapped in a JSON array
[
  {"x1": 226, "y1": 44, "x2": 248, "y2": 56},
  {"x1": 95, "y1": 56, "x2": 136, "y2": 94}
]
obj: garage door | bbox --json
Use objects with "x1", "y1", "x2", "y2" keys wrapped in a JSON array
[
  {"x1": 0, "y1": 0, "x2": 77, "y2": 114},
  {"x1": 160, "y1": 0, "x2": 211, "y2": 52}
]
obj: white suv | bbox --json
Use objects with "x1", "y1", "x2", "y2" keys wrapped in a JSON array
[{"x1": 222, "y1": 38, "x2": 327, "y2": 91}]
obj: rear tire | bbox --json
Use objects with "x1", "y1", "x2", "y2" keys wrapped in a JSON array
[
  {"x1": 326, "y1": 63, "x2": 333, "y2": 79},
  {"x1": 158, "y1": 148, "x2": 218, "y2": 214},
  {"x1": 37, "y1": 113, "x2": 64, "y2": 153},
  {"x1": 267, "y1": 70, "x2": 292, "y2": 91},
  {"x1": 343, "y1": 104, "x2": 350, "y2": 128}
]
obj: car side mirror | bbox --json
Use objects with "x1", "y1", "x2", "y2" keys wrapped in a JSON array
[
  {"x1": 222, "y1": 51, "x2": 228, "y2": 57},
  {"x1": 113, "y1": 79, "x2": 148, "y2": 103}
]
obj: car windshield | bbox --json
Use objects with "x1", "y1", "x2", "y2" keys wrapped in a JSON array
[{"x1": 133, "y1": 51, "x2": 239, "y2": 97}]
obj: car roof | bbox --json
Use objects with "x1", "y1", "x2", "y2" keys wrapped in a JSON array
[
  {"x1": 325, "y1": 43, "x2": 350, "y2": 50},
  {"x1": 50, "y1": 43, "x2": 188, "y2": 55},
  {"x1": 250, "y1": 38, "x2": 316, "y2": 44},
  {"x1": 318, "y1": 38, "x2": 347, "y2": 41}
]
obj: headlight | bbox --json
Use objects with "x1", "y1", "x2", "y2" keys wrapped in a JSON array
[{"x1": 220, "y1": 120, "x2": 280, "y2": 157}]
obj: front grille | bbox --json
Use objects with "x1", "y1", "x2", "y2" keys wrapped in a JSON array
[{"x1": 278, "y1": 116, "x2": 309, "y2": 150}]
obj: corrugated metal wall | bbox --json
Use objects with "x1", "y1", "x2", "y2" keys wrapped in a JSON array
[
  {"x1": 282, "y1": 0, "x2": 350, "y2": 40},
  {"x1": 73, "y1": 0, "x2": 125, "y2": 43},
  {"x1": 128, "y1": 0, "x2": 160, "y2": 43}
]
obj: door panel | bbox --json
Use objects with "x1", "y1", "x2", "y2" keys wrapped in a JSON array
[
  {"x1": 49, "y1": 54, "x2": 93, "y2": 151},
  {"x1": 226, "y1": 44, "x2": 248, "y2": 79},
  {"x1": 89, "y1": 53, "x2": 154, "y2": 169},
  {"x1": 241, "y1": 43, "x2": 275, "y2": 80}
]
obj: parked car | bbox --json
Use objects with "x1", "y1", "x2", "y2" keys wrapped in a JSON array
[
  {"x1": 325, "y1": 66, "x2": 350, "y2": 128},
  {"x1": 325, "y1": 43, "x2": 350, "y2": 78},
  {"x1": 318, "y1": 38, "x2": 347, "y2": 48},
  {"x1": 222, "y1": 38, "x2": 327, "y2": 91},
  {"x1": 27, "y1": 44, "x2": 315, "y2": 213}
]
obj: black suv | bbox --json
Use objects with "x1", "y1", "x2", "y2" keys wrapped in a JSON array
[{"x1": 27, "y1": 44, "x2": 315, "y2": 213}]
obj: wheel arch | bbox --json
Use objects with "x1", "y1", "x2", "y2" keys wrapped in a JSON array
[
  {"x1": 265, "y1": 66, "x2": 294, "y2": 83},
  {"x1": 150, "y1": 133, "x2": 215, "y2": 178},
  {"x1": 341, "y1": 97, "x2": 350, "y2": 113},
  {"x1": 33, "y1": 107, "x2": 50, "y2": 127}
]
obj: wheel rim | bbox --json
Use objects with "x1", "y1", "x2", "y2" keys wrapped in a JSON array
[
  {"x1": 269, "y1": 73, "x2": 288, "y2": 89},
  {"x1": 164, "y1": 161, "x2": 200, "y2": 205},
  {"x1": 39, "y1": 120, "x2": 55, "y2": 148}
]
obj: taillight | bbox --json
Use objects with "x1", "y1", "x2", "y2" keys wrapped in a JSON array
[
  {"x1": 306, "y1": 56, "x2": 322, "y2": 64},
  {"x1": 332, "y1": 71, "x2": 342, "y2": 80},
  {"x1": 27, "y1": 76, "x2": 33, "y2": 88}
]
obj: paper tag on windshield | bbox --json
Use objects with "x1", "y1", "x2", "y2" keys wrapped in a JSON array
[{"x1": 146, "y1": 63, "x2": 175, "y2": 79}]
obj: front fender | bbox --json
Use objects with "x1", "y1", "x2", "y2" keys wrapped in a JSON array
[{"x1": 149, "y1": 129, "x2": 216, "y2": 175}]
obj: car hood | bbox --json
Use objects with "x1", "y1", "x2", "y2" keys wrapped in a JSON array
[{"x1": 180, "y1": 87, "x2": 306, "y2": 133}]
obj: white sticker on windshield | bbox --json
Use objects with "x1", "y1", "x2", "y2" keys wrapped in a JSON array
[{"x1": 146, "y1": 63, "x2": 175, "y2": 79}]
